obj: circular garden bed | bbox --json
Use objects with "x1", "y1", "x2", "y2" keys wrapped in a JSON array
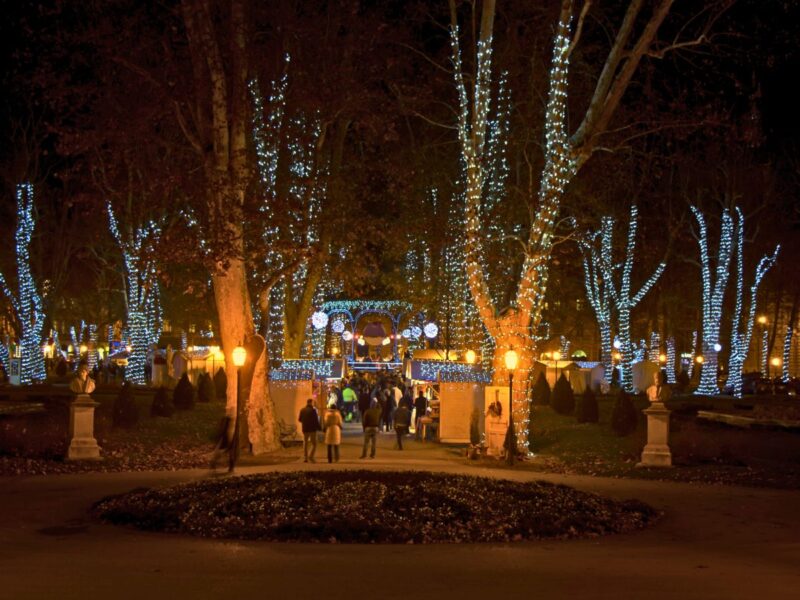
[{"x1": 93, "y1": 471, "x2": 657, "y2": 543}]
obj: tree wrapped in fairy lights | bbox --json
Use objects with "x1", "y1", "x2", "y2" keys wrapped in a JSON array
[
  {"x1": 107, "y1": 202, "x2": 163, "y2": 385},
  {"x1": 596, "y1": 206, "x2": 665, "y2": 392},
  {"x1": 251, "y1": 55, "x2": 337, "y2": 360},
  {"x1": 451, "y1": 0, "x2": 677, "y2": 451},
  {"x1": 580, "y1": 218, "x2": 614, "y2": 383},
  {"x1": 0, "y1": 183, "x2": 47, "y2": 384},
  {"x1": 691, "y1": 206, "x2": 735, "y2": 395},
  {"x1": 726, "y1": 208, "x2": 779, "y2": 397}
]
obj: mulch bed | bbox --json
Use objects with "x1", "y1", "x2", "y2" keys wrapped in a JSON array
[{"x1": 92, "y1": 470, "x2": 658, "y2": 543}]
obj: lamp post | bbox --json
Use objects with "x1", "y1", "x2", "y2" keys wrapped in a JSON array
[
  {"x1": 230, "y1": 345, "x2": 247, "y2": 472},
  {"x1": 504, "y1": 349, "x2": 518, "y2": 466},
  {"x1": 553, "y1": 350, "x2": 562, "y2": 383}
]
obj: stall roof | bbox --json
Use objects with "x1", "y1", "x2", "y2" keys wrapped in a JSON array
[
  {"x1": 273, "y1": 358, "x2": 345, "y2": 381},
  {"x1": 409, "y1": 359, "x2": 490, "y2": 384}
]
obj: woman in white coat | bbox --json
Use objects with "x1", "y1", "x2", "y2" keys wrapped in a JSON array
[{"x1": 323, "y1": 401, "x2": 343, "y2": 463}]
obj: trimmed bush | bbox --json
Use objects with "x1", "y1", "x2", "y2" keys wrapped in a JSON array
[
  {"x1": 531, "y1": 372, "x2": 551, "y2": 406},
  {"x1": 610, "y1": 390, "x2": 637, "y2": 436},
  {"x1": 576, "y1": 387, "x2": 599, "y2": 423},
  {"x1": 173, "y1": 373, "x2": 195, "y2": 410},
  {"x1": 151, "y1": 386, "x2": 175, "y2": 417},
  {"x1": 55, "y1": 359, "x2": 68, "y2": 378},
  {"x1": 214, "y1": 367, "x2": 227, "y2": 400},
  {"x1": 198, "y1": 372, "x2": 216, "y2": 403},
  {"x1": 112, "y1": 381, "x2": 139, "y2": 428},
  {"x1": 551, "y1": 374, "x2": 575, "y2": 416}
]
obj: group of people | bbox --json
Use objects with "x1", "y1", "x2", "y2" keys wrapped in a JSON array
[{"x1": 299, "y1": 371, "x2": 435, "y2": 462}]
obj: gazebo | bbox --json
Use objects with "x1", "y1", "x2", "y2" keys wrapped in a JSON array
[{"x1": 311, "y1": 300, "x2": 427, "y2": 371}]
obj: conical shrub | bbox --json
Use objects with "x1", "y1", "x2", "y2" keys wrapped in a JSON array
[
  {"x1": 551, "y1": 374, "x2": 575, "y2": 415},
  {"x1": 112, "y1": 381, "x2": 139, "y2": 428},
  {"x1": 214, "y1": 367, "x2": 227, "y2": 400},
  {"x1": 198, "y1": 372, "x2": 216, "y2": 403},
  {"x1": 173, "y1": 372, "x2": 195, "y2": 410},
  {"x1": 531, "y1": 372, "x2": 551, "y2": 406},
  {"x1": 151, "y1": 386, "x2": 175, "y2": 417},
  {"x1": 576, "y1": 387, "x2": 599, "y2": 423},
  {"x1": 610, "y1": 389, "x2": 638, "y2": 436}
]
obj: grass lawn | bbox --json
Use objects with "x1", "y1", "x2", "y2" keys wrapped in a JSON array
[
  {"x1": 479, "y1": 395, "x2": 800, "y2": 489},
  {"x1": 0, "y1": 388, "x2": 228, "y2": 474}
]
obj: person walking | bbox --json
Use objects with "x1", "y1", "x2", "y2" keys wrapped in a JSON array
[
  {"x1": 414, "y1": 390, "x2": 428, "y2": 439},
  {"x1": 360, "y1": 399, "x2": 382, "y2": 459},
  {"x1": 358, "y1": 386, "x2": 372, "y2": 429},
  {"x1": 298, "y1": 398, "x2": 321, "y2": 463},
  {"x1": 323, "y1": 401, "x2": 343, "y2": 463},
  {"x1": 393, "y1": 403, "x2": 411, "y2": 450}
]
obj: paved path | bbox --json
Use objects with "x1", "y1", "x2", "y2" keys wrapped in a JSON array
[{"x1": 1, "y1": 429, "x2": 799, "y2": 599}]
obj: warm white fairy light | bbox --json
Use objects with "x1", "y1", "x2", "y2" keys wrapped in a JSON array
[
  {"x1": 726, "y1": 208, "x2": 779, "y2": 397},
  {"x1": 691, "y1": 206, "x2": 734, "y2": 395},
  {"x1": 107, "y1": 201, "x2": 162, "y2": 384},
  {"x1": 0, "y1": 183, "x2": 47, "y2": 383},
  {"x1": 761, "y1": 329, "x2": 769, "y2": 377}
]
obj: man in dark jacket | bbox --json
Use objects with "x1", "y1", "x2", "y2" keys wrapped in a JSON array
[
  {"x1": 360, "y1": 400, "x2": 382, "y2": 459},
  {"x1": 393, "y1": 404, "x2": 411, "y2": 450},
  {"x1": 357, "y1": 388, "x2": 372, "y2": 429},
  {"x1": 414, "y1": 391, "x2": 428, "y2": 439},
  {"x1": 298, "y1": 398, "x2": 321, "y2": 463}
]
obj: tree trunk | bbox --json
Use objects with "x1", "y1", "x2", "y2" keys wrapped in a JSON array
[{"x1": 213, "y1": 256, "x2": 280, "y2": 453}]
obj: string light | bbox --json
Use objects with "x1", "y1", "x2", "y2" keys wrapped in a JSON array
[
  {"x1": 726, "y1": 208, "x2": 779, "y2": 397},
  {"x1": 597, "y1": 206, "x2": 665, "y2": 392},
  {"x1": 782, "y1": 324, "x2": 792, "y2": 383},
  {"x1": 649, "y1": 332, "x2": 660, "y2": 363},
  {"x1": 0, "y1": 183, "x2": 46, "y2": 383},
  {"x1": 687, "y1": 330, "x2": 698, "y2": 377},
  {"x1": 580, "y1": 219, "x2": 614, "y2": 382},
  {"x1": 107, "y1": 201, "x2": 162, "y2": 384},
  {"x1": 666, "y1": 336, "x2": 676, "y2": 383},
  {"x1": 691, "y1": 206, "x2": 734, "y2": 395},
  {"x1": 761, "y1": 330, "x2": 769, "y2": 377}
]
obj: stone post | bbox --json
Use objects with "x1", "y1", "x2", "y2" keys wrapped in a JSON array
[
  {"x1": 637, "y1": 402, "x2": 672, "y2": 467},
  {"x1": 66, "y1": 394, "x2": 102, "y2": 461}
]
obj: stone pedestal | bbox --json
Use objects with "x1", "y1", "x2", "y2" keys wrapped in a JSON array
[
  {"x1": 66, "y1": 394, "x2": 102, "y2": 461},
  {"x1": 637, "y1": 402, "x2": 672, "y2": 467},
  {"x1": 485, "y1": 419, "x2": 507, "y2": 457}
]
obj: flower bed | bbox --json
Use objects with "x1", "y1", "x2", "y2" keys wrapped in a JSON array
[{"x1": 93, "y1": 470, "x2": 657, "y2": 543}]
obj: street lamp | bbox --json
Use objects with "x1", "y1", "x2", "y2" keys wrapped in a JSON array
[
  {"x1": 504, "y1": 349, "x2": 518, "y2": 466},
  {"x1": 230, "y1": 345, "x2": 247, "y2": 472}
]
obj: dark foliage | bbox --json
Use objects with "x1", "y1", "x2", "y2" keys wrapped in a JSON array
[
  {"x1": 93, "y1": 471, "x2": 657, "y2": 543},
  {"x1": 551, "y1": 374, "x2": 575, "y2": 416},
  {"x1": 213, "y1": 368, "x2": 227, "y2": 400},
  {"x1": 469, "y1": 407, "x2": 480, "y2": 446},
  {"x1": 611, "y1": 390, "x2": 638, "y2": 436},
  {"x1": 55, "y1": 359, "x2": 68, "y2": 378},
  {"x1": 531, "y1": 372, "x2": 551, "y2": 406},
  {"x1": 197, "y1": 372, "x2": 215, "y2": 403},
  {"x1": 173, "y1": 373, "x2": 195, "y2": 410},
  {"x1": 576, "y1": 387, "x2": 599, "y2": 423},
  {"x1": 112, "y1": 381, "x2": 139, "y2": 429},
  {"x1": 676, "y1": 370, "x2": 690, "y2": 393},
  {"x1": 151, "y1": 386, "x2": 175, "y2": 418}
]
